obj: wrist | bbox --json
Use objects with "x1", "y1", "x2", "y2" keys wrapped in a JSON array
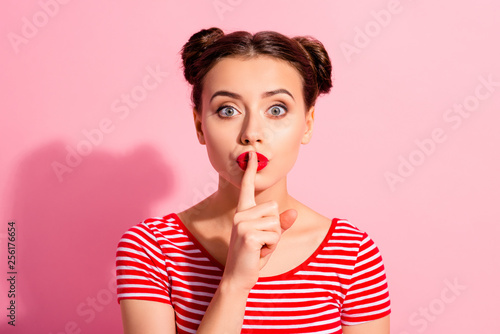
[
  {"x1": 197, "y1": 276, "x2": 251, "y2": 333},
  {"x1": 219, "y1": 277, "x2": 253, "y2": 296}
]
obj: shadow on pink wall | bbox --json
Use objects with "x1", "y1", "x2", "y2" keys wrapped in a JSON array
[{"x1": 5, "y1": 140, "x2": 172, "y2": 333}]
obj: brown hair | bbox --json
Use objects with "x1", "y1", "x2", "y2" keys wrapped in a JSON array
[{"x1": 181, "y1": 27, "x2": 333, "y2": 113}]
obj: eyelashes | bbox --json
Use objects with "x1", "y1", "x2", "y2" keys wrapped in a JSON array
[
  {"x1": 216, "y1": 105, "x2": 238, "y2": 118},
  {"x1": 216, "y1": 104, "x2": 288, "y2": 119},
  {"x1": 268, "y1": 105, "x2": 287, "y2": 117}
]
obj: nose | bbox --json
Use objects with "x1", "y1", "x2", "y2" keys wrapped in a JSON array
[{"x1": 240, "y1": 110, "x2": 265, "y2": 145}]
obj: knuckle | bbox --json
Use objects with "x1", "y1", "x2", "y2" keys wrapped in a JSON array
[
  {"x1": 267, "y1": 201, "x2": 279, "y2": 211},
  {"x1": 234, "y1": 220, "x2": 246, "y2": 233},
  {"x1": 268, "y1": 217, "x2": 280, "y2": 230},
  {"x1": 266, "y1": 234, "x2": 280, "y2": 247},
  {"x1": 274, "y1": 221, "x2": 282, "y2": 234},
  {"x1": 234, "y1": 211, "x2": 247, "y2": 223},
  {"x1": 242, "y1": 232, "x2": 257, "y2": 245}
]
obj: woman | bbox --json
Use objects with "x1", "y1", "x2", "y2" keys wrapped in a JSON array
[{"x1": 116, "y1": 27, "x2": 391, "y2": 333}]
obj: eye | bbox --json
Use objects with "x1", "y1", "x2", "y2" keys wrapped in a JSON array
[
  {"x1": 217, "y1": 105, "x2": 239, "y2": 118},
  {"x1": 267, "y1": 104, "x2": 287, "y2": 117}
]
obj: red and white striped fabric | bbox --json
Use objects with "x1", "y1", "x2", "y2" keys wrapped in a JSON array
[{"x1": 116, "y1": 213, "x2": 390, "y2": 333}]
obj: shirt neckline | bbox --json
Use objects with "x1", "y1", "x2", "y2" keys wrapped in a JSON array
[{"x1": 170, "y1": 212, "x2": 339, "y2": 281}]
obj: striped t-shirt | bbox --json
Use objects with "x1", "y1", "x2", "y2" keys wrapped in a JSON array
[{"x1": 116, "y1": 213, "x2": 391, "y2": 333}]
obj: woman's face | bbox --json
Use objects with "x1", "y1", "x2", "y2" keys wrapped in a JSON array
[{"x1": 194, "y1": 55, "x2": 314, "y2": 191}]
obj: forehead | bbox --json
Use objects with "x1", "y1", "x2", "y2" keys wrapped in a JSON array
[{"x1": 202, "y1": 56, "x2": 304, "y2": 102}]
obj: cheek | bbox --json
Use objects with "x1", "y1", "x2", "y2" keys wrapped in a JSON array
[
  {"x1": 203, "y1": 125, "x2": 237, "y2": 166},
  {"x1": 272, "y1": 121, "x2": 305, "y2": 150},
  {"x1": 271, "y1": 123, "x2": 305, "y2": 166},
  {"x1": 205, "y1": 132, "x2": 228, "y2": 159}
]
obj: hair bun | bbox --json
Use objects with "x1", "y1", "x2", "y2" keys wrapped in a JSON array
[
  {"x1": 181, "y1": 27, "x2": 225, "y2": 85},
  {"x1": 293, "y1": 36, "x2": 333, "y2": 95}
]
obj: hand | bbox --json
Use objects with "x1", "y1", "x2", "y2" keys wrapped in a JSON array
[{"x1": 222, "y1": 151, "x2": 298, "y2": 291}]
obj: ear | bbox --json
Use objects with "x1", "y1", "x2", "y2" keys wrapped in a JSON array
[
  {"x1": 301, "y1": 106, "x2": 315, "y2": 144},
  {"x1": 193, "y1": 108, "x2": 206, "y2": 145}
]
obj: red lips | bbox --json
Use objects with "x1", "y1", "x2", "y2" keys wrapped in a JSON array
[{"x1": 236, "y1": 151, "x2": 269, "y2": 171}]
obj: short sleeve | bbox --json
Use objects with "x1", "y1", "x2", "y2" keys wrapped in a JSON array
[
  {"x1": 115, "y1": 222, "x2": 172, "y2": 304},
  {"x1": 341, "y1": 232, "x2": 391, "y2": 325}
]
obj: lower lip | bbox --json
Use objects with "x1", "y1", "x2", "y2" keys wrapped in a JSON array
[{"x1": 237, "y1": 152, "x2": 268, "y2": 171}]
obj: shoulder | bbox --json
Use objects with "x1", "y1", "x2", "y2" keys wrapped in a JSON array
[
  {"x1": 331, "y1": 218, "x2": 375, "y2": 244},
  {"x1": 117, "y1": 213, "x2": 187, "y2": 249},
  {"x1": 337, "y1": 219, "x2": 391, "y2": 324},
  {"x1": 326, "y1": 218, "x2": 386, "y2": 266},
  {"x1": 289, "y1": 197, "x2": 379, "y2": 252},
  {"x1": 330, "y1": 219, "x2": 388, "y2": 292}
]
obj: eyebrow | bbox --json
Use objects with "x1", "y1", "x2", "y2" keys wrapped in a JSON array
[{"x1": 210, "y1": 89, "x2": 295, "y2": 102}]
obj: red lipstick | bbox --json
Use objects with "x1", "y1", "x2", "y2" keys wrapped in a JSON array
[{"x1": 236, "y1": 151, "x2": 268, "y2": 171}]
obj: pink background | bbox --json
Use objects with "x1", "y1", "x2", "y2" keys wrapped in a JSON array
[{"x1": 1, "y1": 0, "x2": 499, "y2": 333}]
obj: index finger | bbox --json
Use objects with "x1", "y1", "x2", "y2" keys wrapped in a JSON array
[{"x1": 237, "y1": 151, "x2": 257, "y2": 212}]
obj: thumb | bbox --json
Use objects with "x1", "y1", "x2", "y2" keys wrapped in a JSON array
[{"x1": 279, "y1": 209, "x2": 298, "y2": 233}]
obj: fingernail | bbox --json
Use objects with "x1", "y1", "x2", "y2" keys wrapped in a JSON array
[{"x1": 248, "y1": 151, "x2": 253, "y2": 159}]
